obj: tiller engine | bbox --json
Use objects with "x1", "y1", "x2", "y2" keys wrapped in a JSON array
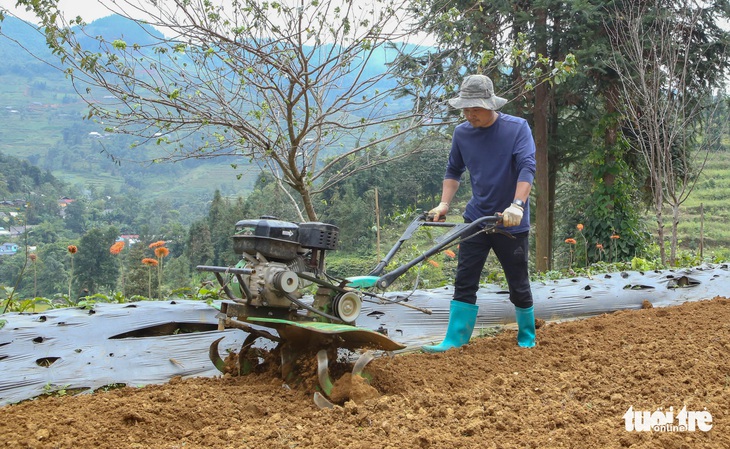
[
  {"x1": 210, "y1": 217, "x2": 364, "y2": 324},
  {"x1": 197, "y1": 217, "x2": 406, "y2": 406}
]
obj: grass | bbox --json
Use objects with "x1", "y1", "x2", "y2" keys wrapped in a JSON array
[{"x1": 675, "y1": 150, "x2": 730, "y2": 254}]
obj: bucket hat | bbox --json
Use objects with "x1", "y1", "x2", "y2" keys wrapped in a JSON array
[{"x1": 447, "y1": 74, "x2": 508, "y2": 110}]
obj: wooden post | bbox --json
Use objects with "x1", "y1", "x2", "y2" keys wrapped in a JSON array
[
  {"x1": 375, "y1": 188, "x2": 381, "y2": 261},
  {"x1": 699, "y1": 203, "x2": 704, "y2": 259}
]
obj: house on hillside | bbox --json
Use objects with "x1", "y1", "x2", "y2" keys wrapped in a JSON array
[
  {"x1": 0, "y1": 200, "x2": 26, "y2": 207},
  {"x1": 58, "y1": 197, "x2": 75, "y2": 218},
  {"x1": 9, "y1": 226, "x2": 29, "y2": 237},
  {"x1": 118, "y1": 234, "x2": 140, "y2": 245},
  {"x1": 0, "y1": 243, "x2": 19, "y2": 255}
]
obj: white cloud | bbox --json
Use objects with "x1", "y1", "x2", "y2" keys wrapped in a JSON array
[{"x1": 2, "y1": 0, "x2": 113, "y2": 24}]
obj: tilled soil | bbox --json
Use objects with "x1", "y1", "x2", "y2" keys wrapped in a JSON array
[{"x1": 1, "y1": 297, "x2": 728, "y2": 449}]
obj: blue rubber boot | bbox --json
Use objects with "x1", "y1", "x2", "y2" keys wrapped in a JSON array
[
  {"x1": 515, "y1": 306, "x2": 536, "y2": 348},
  {"x1": 422, "y1": 300, "x2": 479, "y2": 353}
]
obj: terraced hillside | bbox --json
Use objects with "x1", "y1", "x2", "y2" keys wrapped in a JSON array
[{"x1": 677, "y1": 149, "x2": 730, "y2": 258}]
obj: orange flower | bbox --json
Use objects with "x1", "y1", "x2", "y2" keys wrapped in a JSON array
[
  {"x1": 427, "y1": 259, "x2": 440, "y2": 268},
  {"x1": 110, "y1": 241, "x2": 125, "y2": 255},
  {"x1": 443, "y1": 249, "x2": 456, "y2": 258},
  {"x1": 565, "y1": 238, "x2": 577, "y2": 244},
  {"x1": 142, "y1": 258, "x2": 159, "y2": 266},
  {"x1": 610, "y1": 234, "x2": 620, "y2": 240},
  {"x1": 576, "y1": 223, "x2": 584, "y2": 231},
  {"x1": 154, "y1": 246, "x2": 170, "y2": 258},
  {"x1": 149, "y1": 240, "x2": 166, "y2": 248},
  {"x1": 29, "y1": 253, "x2": 37, "y2": 262},
  {"x1": 596, "y1": 243, "x2": 604, "y2": 250},
  {"x1": 67, "y1": 245, "x2": 78, "y2": 254}
]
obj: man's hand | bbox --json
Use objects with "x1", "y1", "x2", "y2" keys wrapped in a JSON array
[
  {"x1": 501, "y1": 203, "x2": 523, "y2": 227},
  {"x1": 427, "y1": 202, "x2": 449, "y2": 222}
]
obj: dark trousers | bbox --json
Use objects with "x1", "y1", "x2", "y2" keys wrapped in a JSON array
[{"x1": 453, "y1": 229, "x2": 533, "y2": 309}]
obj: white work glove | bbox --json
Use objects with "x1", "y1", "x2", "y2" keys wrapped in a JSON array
[
  {"x1": 501, "y1": 203, "x2": 523, "y2": 227},
  {"x1": 428, "y1": 202, "x2": 449, "y2": 222}
]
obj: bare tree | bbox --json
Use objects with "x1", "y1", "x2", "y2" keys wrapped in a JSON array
[
  {"x1": 607, "y1": 0, "x2": 729, "y2": 265},
  {"x1": 2, "y1": 0, "x2": 443, "y2": 221}
]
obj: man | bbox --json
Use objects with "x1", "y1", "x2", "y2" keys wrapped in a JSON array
[{"x1": 423, "y1": 74, "x2": 537, "y2": 352}]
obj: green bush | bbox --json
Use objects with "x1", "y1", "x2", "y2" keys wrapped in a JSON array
[{"x1": 325, "y1": 255, "x2": 378, "y2": 279}]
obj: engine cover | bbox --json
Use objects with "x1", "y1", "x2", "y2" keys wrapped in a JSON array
[
  {"x1": 232, "y1": 218, "x2": 301, "y2": 260},
  {"x1": 232, "y1": 218, "x2": 340, "y2": 261}
]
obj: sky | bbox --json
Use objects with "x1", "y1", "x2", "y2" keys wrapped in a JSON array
[
  {"x1": 2, "y1": 0, "x2": 114, "y2": 24},
  {"x1": 1, "y1": 0, "x2": 435, "y2": 46}
]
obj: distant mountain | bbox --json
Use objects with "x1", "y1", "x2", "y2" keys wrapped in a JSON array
[
  {"x1": 76, "y1": 14, "x2": 165, "y2": 46},
  {"x1": 0, "y1": 13, "x2": 423, "y2": 222},
  {"x1": 0, "y1": 15, "x2": 267, "y2": 215},
  {"x1": 0, "y1": 16, "x2": 56, "y2": 75}
]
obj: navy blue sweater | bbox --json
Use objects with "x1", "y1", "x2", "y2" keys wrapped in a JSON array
[{"x1": 445, "y1": 113, "x2": 536, "y2": 234}]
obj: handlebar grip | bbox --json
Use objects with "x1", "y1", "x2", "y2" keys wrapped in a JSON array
[{"x1": 426, "y1": 212, "x2": 446, "y2": 222}]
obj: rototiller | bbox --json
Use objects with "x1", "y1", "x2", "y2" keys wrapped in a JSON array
[{"x1": 197, "y1": 213, "x2": 501, "y2": 405}]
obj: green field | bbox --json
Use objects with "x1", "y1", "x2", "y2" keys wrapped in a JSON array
[{"x1": 675, "y1": 150, "x2": 730, "y2": 257}]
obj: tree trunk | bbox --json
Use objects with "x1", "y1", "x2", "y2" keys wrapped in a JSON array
[
  {"x1": 655, "y1": 187, "x2": 666, "y2": 265},
  {"x1": 533, "y1": 7, "x2": 550, "y2": 273},
  {"x1": 670, "y1": 203, "x2": 680, "y2": 266},
  {"x1": 299, "y1": 185, "x2": 318, "y2": 222},
  {"x1": 547, "y1": 152, "x2": 557, "y2": 271}
]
